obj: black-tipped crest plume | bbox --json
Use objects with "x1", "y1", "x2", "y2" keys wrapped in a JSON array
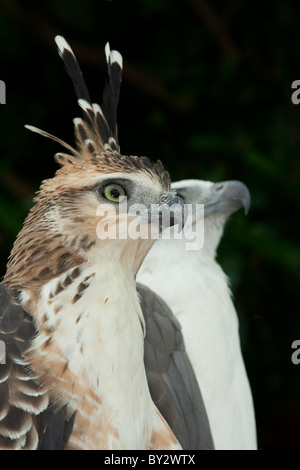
[
  {"x1": 55, "y1": 36, "x2": 123, "y2": 153},
  {"x1": 25, "y1": 36, "x2": 123, "y2": 156},
  {"x1": 24, "y1": 37, "x2": 169, "y2": 190},
  {"x1": 102, "y1": 43, "x2": 123, "y2": 143},
  {"x1": 54, "y1": 36, "x2": 91, "y2": 103}
]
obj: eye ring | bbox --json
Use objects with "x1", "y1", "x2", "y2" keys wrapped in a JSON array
[{"x1": 102, "y1": 183, "x2": 126, "y2": 203}]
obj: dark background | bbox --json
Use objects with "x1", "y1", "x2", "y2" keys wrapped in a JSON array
[{"x1": 0, "y1": 0, "x2": 299, "y2": 449}]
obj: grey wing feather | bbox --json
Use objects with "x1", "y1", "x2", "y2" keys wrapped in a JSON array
[
  {"x1": 137, "y1": 282, "x2": 214, "y2": 450},
  {"x1": 0, "y1": 283, "x2": 73, "y2": 450}
]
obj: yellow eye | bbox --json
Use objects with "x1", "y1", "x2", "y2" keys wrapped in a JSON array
[{"x1": 102, "y1": 184, "x2": 126, "y2": 202}]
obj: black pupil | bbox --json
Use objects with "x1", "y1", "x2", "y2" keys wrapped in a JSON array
[{"x1": 110, "y1": 188, "x2": 120, "y2": 199}]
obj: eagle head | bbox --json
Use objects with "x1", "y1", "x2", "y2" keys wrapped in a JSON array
[{"x1": 4, "y1": 37, "x2": 184, "y2": 297}]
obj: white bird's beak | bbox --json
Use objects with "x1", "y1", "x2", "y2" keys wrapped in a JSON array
[{"x1": 204, "y1": 180, "x2": 251, "y2": 217}]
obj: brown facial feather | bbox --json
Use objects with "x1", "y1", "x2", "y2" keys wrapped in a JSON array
[
  {"x1": 53, "y1": 148, "x2": 171, "y2": 192},
  {"x1": 3, "y1": 200, "x2": 86, "y2": 304}
]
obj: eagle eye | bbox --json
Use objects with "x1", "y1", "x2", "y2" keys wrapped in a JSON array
[{"x1": 102, "y1": 183, "x2": 126, "y2": 203}]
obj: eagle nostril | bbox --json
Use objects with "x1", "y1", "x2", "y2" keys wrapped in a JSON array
[
  {"x1": 160, "y1": 194, "x2": 169, "y2": 203},
  {"x1": 215, "y1": 183, "x2": 225, "y2": 192}
]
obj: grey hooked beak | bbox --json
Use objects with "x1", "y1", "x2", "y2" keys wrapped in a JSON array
[
  {"x1": 150, "y1": 193, "x2": 186, "y2": 231},
  {"x1": 205, "y1": 180, "x2": 251, "y2": 217}
]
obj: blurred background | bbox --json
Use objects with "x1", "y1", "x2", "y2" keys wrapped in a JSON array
[{"x1": 0, "y1": 0, "x2": 299, "y2": 449}]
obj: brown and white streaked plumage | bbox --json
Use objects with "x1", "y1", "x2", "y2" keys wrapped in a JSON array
[{"x1": 0, "y1": 36, "x2": 186, "y2": 450}]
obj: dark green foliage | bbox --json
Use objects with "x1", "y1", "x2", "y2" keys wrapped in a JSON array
[{"x1": 0, "y1": 0, "x2": 299, "y2": 449}]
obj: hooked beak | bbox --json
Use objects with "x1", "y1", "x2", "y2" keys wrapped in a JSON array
[
  {"x1": 150, "y1": 193, "x2": 186, "y2": 231},
  {"x1": 204, "y1": 180, "x2": 251, "y2": 218}
]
